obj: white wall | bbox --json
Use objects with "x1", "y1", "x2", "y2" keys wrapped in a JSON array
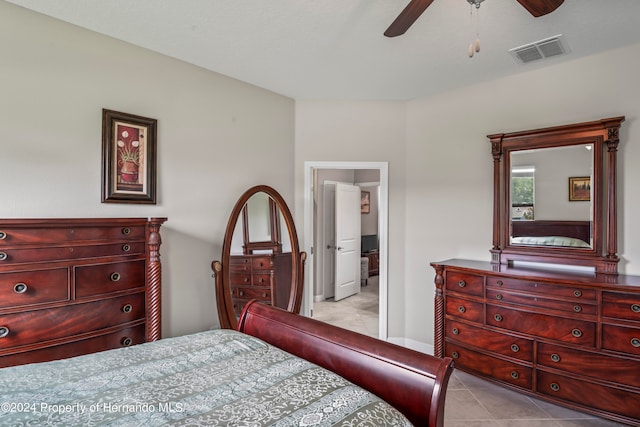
[{"x1": 0, "y1": 2, "x2": 295, "y2": 338}]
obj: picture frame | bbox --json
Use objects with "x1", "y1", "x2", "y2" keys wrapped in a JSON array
[
  {"x1": 569, "y1": 176, "x2": 591, "y2": 202},
  {"x1": 360, "y1": 191, "x2": 370, "y2": 214},
  {"x1": 102, "y1": 109, "x2": 157, "y2": 204}
]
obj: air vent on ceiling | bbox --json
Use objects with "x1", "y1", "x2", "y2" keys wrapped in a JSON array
[{"x1": 509, "y1": 34, "x2": 569, "y2": 64}]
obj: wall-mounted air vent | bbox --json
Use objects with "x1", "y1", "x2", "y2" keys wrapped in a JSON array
[{"x1": 509, "y1": 34, "x2": 569, "y2": 64}]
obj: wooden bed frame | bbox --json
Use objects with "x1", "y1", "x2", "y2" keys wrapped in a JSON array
[
  {"x1": 511, "y1": 220, "x2": 591, "y2": 243},
  {"x1": 238, "y1": 300, "x2": 455, "y2": 427}
]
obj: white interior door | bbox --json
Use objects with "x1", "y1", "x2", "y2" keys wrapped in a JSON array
[
  {"x1": 334, "y1": 183, "x2": 361, "y2": 301},
  {"x1": 322, "y1": 183, "x2": 336, "y2": 299}
]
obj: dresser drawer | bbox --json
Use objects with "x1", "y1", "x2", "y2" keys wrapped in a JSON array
[
  {"x1": 0, "y1": 225, "x2": 145, "y2": 245},
  {"x1": 231, "y1": 286, "x2": 272, "y2": 302},
  {"x1": 251, "y1": 256, "x2": 274, "y2": 270},
  {"x1": 230, "y1": 272, "x2": 252, "y2": 286},
  {"x1": 75, "y1": 260, "x2": 146, "y2": 297},
  {"x1": 486, "y1": 304, "x2": 596, "y2": 346},
  {"x1": 446, "y1": 319, "x2": 533, "y2": 362},
  {"x1": 486, "y1": 289, "x2": 596, "y2": 315},
  {"x1": 601, "y1": 323, "x2": 640, "y2": 357},
  {"x1": 537, "y1": 369, "x2": 640, "y2": 422},
  {"x1": 229, "y1": 256, "x2": 252, "y2": 272},
  {"x1": 445, "y1": 271, "x2": 483, "y2": 297},
  {"x1": 0, "y1": 268, "x2": 69, "y2": 309},
  {"x1": 446, "y1": 342, "x2": 532, "y2": 389},
  {"x1": 602, "y1": 291, "x2": 640, "y2": 322},
  {"x1": 252, "y1": 272, "x2": 273, "y2": 286},
  {"x1": 0, "y1": 242, "x2": 145, "y2": 264},
  {"x1": 486, "y1": 277, "x2": 595, "y2": 300},
  {"x1": 537, "y1": 341, "x2": 640, "y2": 388},
  {"x1": 0, "y1": 293, "x2": 145, "y2": 349},
  {"x1": 446, "y1": 296, "x2": 483, "y2": 323},
  {"x1": 0, "y1": 323, "x2": 145, "y2": 368}
]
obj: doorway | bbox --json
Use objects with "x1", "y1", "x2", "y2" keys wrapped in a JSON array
[{"x1": 303, "y1": 161, "x2": 388, "y2": 340}]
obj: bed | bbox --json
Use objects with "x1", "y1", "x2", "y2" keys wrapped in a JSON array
[
  {"x1": 510, "y1": 220, "x2": 591, "y2": 248},
  {"x1": 0, "y1": 301, "x2": 454, "y2": 426}
]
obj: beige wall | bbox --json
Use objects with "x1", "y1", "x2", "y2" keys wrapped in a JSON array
[{"x1": 0, "y1": 2, "x2": 296, "y2": 338}]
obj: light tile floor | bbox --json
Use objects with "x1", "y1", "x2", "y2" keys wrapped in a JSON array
[{"x1": 311, "y1": 277, "x2": 629, "y2": 427}]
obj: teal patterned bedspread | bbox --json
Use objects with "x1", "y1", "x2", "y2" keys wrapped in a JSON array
[{"x1": 0, "y1": 329, "x2": 411, "y2": 426}]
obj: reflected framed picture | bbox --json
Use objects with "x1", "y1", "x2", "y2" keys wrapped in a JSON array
[
  {"x1": 361, "y1": 191, "x2": 370, "y2": 214},
  {"x1": 569, "y1": 176, "x2": 590, "y2": 202},
  {"x1": 101, "y1": 109, "x2": 157, "y2": 204}
]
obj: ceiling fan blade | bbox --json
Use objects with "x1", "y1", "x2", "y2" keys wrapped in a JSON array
[
  {"x1": 384, "y1": 0, "x2": 436, "y2": 37},
  {"x1": 516, "y1": 0, "x2": 564, "y2": 17}
]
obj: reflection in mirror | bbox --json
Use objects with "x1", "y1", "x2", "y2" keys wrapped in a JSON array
[
  {"x1": 213, "y1": 185, "x2": 305, "y2": 329},
  {"x1": 509, "y1": 144, "x2": 593, "y2": 248}
]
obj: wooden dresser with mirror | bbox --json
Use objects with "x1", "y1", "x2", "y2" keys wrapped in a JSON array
[
  {"x1": 433, "y1": 117, "x2": 640, "y2": 426},
  {"x1": 212, "y1": 185, "x2": 306, "y2": 329}
]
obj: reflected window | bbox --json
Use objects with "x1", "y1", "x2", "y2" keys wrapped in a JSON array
[{"x1": 511, "y1": 166, "x2": 535, "y2": 220}]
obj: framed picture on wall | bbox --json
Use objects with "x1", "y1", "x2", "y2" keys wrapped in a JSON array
[
  {"x1": 569, "y1": 176, "x2": 590, "y2": 202},
  {"x1": 101, "y1": 109, "x2": 157, "y2": 204},
  {"x1": 361, "y1": 191, "x2": 370, "y2": 214}
]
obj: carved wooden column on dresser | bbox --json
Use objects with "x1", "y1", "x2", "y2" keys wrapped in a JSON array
[
  {"x1": 432, "y1": 259, "x2": 640, "y2": 426},
  {"x1": 0, "y1": 217, "x2": 166, "y2": 368}
]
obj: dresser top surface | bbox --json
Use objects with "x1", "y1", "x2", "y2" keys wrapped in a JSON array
[{"x1": 431, "y1": 258, "x2": 640, "y2": 289}]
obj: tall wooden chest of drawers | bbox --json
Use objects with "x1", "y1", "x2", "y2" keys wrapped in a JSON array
[
  {"x1": 229, "y1": 253, "x2": 292, "y2": 317},
  {"x1": 432, "y1": 259, "x2": 640, "y2": 426},
  {"x1": 0, "y1": 218, "x2": 166, "y2": 368}
]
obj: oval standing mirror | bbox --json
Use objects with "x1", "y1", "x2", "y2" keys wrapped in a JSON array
[
  {"x1": 488, "y1": 117, "x2": 624, "y2": 274},
  {"x1": 212, "y1": 185, "x2": 306, "y2": 329}
]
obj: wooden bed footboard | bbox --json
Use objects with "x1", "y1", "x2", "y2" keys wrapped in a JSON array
[{"x1": 238, "y1": 300, "x2": 454, "y2": 427}]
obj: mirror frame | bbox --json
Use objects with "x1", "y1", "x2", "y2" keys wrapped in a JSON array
[
  {"x1": 488, "y1": 117, "x2": 624, "y2": 274},
  {"x1": 213, "y1": 185, "x2": 306, "y2": 329}
]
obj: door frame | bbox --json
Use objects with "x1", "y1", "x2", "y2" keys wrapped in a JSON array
[{"x1": 303, "y1": 161, "x2": 389, "y2": 340}]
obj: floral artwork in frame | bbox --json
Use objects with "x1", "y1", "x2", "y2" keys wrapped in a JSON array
[
  {"x1": 102, "y1": 109, "x2": 157, "y2": 204},
  {"x1": 361, "y1": 191, "x2": 370, "y2": 214},
  {"x1": 569, "y1": 176, "x2": 590, "y2": 202}
]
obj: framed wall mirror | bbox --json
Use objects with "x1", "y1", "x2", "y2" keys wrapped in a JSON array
[
  {"x1": 212, "y1": 185, "x2": 306, "y2": 329},
  {"x1": 488, "y1": 117, "x2": 624, "y2": 274}
]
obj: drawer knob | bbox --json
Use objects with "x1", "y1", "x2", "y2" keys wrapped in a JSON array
[
  {"x1": 110, "y1": 272, "x2": 121, "y2": 282},
  {"x1": 573, "y1": 305, "x2": 582, "y2": 313},
  {"x1": 496, "y1": 280, "x2": 503, "y2": 286},
  {"x1": 451, "y1": 351, "x2": 459, "y2": 359},
  {"x1": 494, "y1": 314, "x2": 503, "y2": 322},
  {"x1": 121, "y1": 337, "x2": 133, "y2": 347},
  {"x1": 239, "y1": 290, "x2": 244, "y2": 297},
  {"x1": 458, "y1": 306, "x2": 466, "y2": 314},
  {"x1": 122, "y1": 304, "x2": 133, "y2": 313},
  {"x1": 452, "y1": 327, "x2": 459, "y2": 335},
  {"x1": 122, "y1": 244, "x2": 131, "y2": 252},
  {"x1": 244, "y1": 277, "x2": 249, "y2": 283},
  {"x1": 550, "y1": 382, "x2": 560, "y2": 392},
  {"x1": 0, "y1": 326, "x2": 8, "y2": 338},
  {"x1": 631, "y1": 338, "x2": 640, "y2": 348},
  {"x1": 510, "y1": 371, "x2": 519, "y2": 379},
  {"x1": 631, "y1": 304, "x2": 640, "y2": 314},
  {"x1": 496, "y1": 294, "x2": 503, "y2": 300},
  {"x1": 13, "y1": 283, "x2": 28, "y2": 294},
  {"x1": 573, "y1": 289, "x2": 582, "y2": 298},
  {"x1": 0, "y1": 252, "x2": 7, "y2": 261},
  {"x1": 262, "y1": 292, "x2": 268, "y2": 298},
  {"x1": 0, "y1": 231, "x2": 6, "y2": 240},
  {"x1": 571, "y1": 328, "x2": 583, "y2": 338},
  {"x1": 551, "y1": 353, "x2": 561, "y2": 363},
  {"x1": 122, "y1": 227, "x2": 131, "y2": 235},
  {"x1": 458, "y1": 280, "x2": 466, "y2": 288},
  {"x1": 259, "y1": 278, "x2": 265, "y2": 283},
  {"x1": 510, "y1": 344, "x2": 520, "y2": 353}
]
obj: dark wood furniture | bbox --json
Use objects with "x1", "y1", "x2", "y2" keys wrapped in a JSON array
[
  {"x1": 213, "y1": 185, "x2": 305, "y2": 330},
  {"x1": 363, "y1": 251, "x2": 379, "y2": 276},
  {"x1": 0, "y1": 217, "x2": 165, "y2": 368},
  {"x1": 228, "y1": 253, "x2": 292, "y2": 317},
  {"x1": 239, "y1": 300, "x2": 454, "y2": 427},
  {"x1": 511, "y1": 220, "x2": 591, "y2": 244},
  {"x1": 432, "y1": 259, "x2": 640, "y2": 426},
  {"x1": 489, "y1": 117, "x2": 624, "y2": 274}
]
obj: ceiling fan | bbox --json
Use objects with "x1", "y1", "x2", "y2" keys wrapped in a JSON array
[{"x1": 384, "y1": 0, "x2": 565, "y2": 37}]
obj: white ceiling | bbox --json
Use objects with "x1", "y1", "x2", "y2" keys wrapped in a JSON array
[{"x1": 7, "y1": 0, "x2": 640, "y2": 100}]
